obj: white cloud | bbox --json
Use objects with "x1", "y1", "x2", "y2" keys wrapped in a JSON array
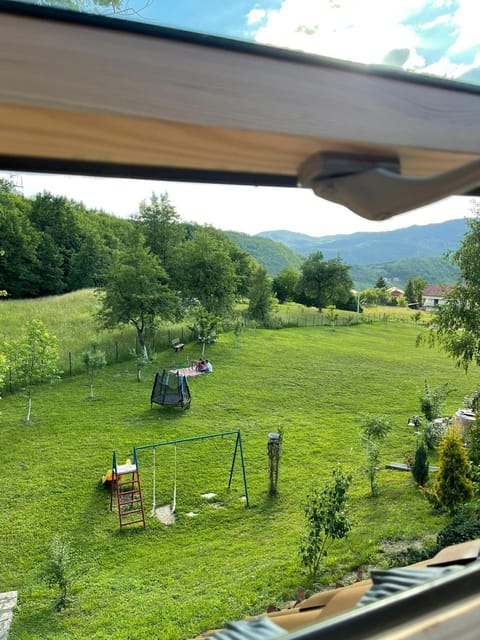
[
  {"x1": 246, "y1": 7, "x2": 267, "y2": 25},
  {"x1": 448, "y1": 0, "x2": 479, "y2": 54},
  {"x1": 252, "y1": 0, "x2": 426, "y2": 65}
]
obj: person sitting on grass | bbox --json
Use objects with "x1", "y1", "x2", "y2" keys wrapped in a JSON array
[
  {"x1": 204, "y1": 359, "x2": 213, "y2": 373},
  {"x1": 197, "y1": 359, "x2": 206, "y2": 372}
]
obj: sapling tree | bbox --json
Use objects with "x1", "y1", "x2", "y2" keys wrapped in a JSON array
[
  {"x1": 267, "y1": 428, "x2": 283, "y2": 496},
  {"x1": 190, "y1": 305, "x2": 220, "y2": 358},
  {"x1": 359, "y1": 414, "x2": 392, "y2": 496},
  {"x1": 300, "y1": 468, "x2": 352, "y2": 580},
  {"x1": 41, "y1": 535, "x2": 78, "y2": 611},
  {"x1": 82, "y1": 338, "x2": 106, "y2": 399},
  {"x1": 365, "y1": 443, "x2": 381, "y2": 497},
  {"x1": 325, "y1": 305, "x2": 339, "y2": 331},
  {"x1": 411, "y1": 441, "x2": 429, "y2": 486},
  {"x1": 5, "y1": 319, "x2": 60, "y2": 422}
]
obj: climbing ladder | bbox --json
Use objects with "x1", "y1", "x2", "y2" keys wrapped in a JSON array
[{"x1": 109, "y1": 451, "x2": 146, "y2": 529}]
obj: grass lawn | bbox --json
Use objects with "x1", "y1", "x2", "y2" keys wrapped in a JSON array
[{"x1": 1, "y1": 320, "x2": 475, "y2": 639}]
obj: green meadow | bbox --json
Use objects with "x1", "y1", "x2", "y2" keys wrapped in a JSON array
[{"x1": 1, "y1": 301, "x2": 475, "y2": 639}]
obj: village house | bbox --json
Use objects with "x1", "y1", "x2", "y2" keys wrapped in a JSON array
[{"x1": 422, "y1": 284, "x2": 454, "y2": 310}]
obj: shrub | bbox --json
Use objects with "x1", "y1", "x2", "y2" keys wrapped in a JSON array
[
  {"x1": 41, "y1": 536, "x2": 78, "y2": 611},
  {"x1": 432, "y1": 429, "x2": 473, "y2": 515},
  {"x1": 300, "y1": 468, "x2": 352, "y2": 581},
  {"x1": 386, "y1": 543, "x2": 435, "y2": 567},
  {"x1": 468, "y1": 417, "x2": 480, "y2": 466},
  {"x1": 424, "y1": 418, "x2": 448, "y2": 450},
  {"x1": 411, "y1": 442, "x2": 429, "y2": 486},
  {"x1": 419, "y1": 381, "x2": 444, "y2": 422},
  {"x1": 436, "y1": 500, "x2": 480, "y2": 549},
  {"x1": 359, "y1": 415, "x2": 392, "y2": 497}
]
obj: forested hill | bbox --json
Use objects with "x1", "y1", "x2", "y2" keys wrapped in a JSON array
[
  {"x1": 257, "y1": 219, "x2": 469, "y2": 265},
  {"x1": 225, "y1": 231, "x2": 302, "y2": 276},
  {"x1": 350, "y1": 257, "x2": 460, "y2": 291}
]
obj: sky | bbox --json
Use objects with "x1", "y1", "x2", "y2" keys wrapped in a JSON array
[
  {"x1": 8, "y1": 0, "x2": 480, "y2": 237},
  {"x1": 2, "y1": 171, "x2": 477, "y2": 237}
]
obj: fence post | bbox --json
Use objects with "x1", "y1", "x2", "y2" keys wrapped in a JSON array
[{"x1": 69, "y1": 352, "x2": 72, "y2": 376}]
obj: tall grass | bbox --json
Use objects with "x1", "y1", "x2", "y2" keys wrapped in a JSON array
[
  {"x1": 0, "y1": 291, "x2": 194, "y2": 379},
  {"x1": 1, "y1": 316, "x2": 476, "y2": 640}
]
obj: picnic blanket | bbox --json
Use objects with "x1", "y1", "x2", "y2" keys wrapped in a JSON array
[{"x1": 169, "y1": 367, "x2": 204, "y2": 378}]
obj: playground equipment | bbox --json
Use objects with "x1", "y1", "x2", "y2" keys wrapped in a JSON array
[
  {"x1": 110, "y1": 430, "x2": 249, "y2": 529},
  {"x1": 109, "y1": 450, "x2": 146, "y2": 529},
  {"x1": 136, "y1": 430, "x2": 249, "y2": 520},
  {"x1": 150, "y1": 369, "x2": 191, "y2": 410}
]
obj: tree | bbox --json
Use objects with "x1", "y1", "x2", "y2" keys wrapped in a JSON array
[
  {"x1": 432, "y1": 428, "x2": 473, "y2": 514},
  {"x1": 425, "y1": 211, "x2": 480, "y2": 371},
  {"x1": 41, "y1": 535, "x2": 78, "y2": 612},
  {"x1": 297, "y1": 252, "x2": 353, "y2": 311},
  {"x1": 405, "y1": 277, "x2": 427, "y2": 306},
  {"x1": 300, "y1": 468, "x2": 352, "y2": 580},
  {"x1": 29, "y1": 192, "x2": 83, "y2": 293},
  {"x1": 69, "y1": 231, "x2": 109, "y2": 290},
  {"x1": 4, "y1": 320, "x2": 61, "y2": 422},
  {"x1": 97, "y1": 237, "x2": 180, "y2": 360},
  {"x1": 359, "y1": 414, "x2": 392, "y2": 496},
  {"x1": 82, "y1": 338, "x2": 106, "y2": 399},
  {"x1": 273, "y1": 268, "x2": 300, "y2": 303},
  {"x1": 134, "y1": 192, "x2": 185, "y2": 274},
  {"x1": 247, "y1": 265, "x2": 276, "y2": 322},
  {"x1": 0, "y1": 182, "x2": 40, "y2": 297},
  {"x1": 324, "y1": 305, "x2": 339, "y2": 330},
  {"x1": 411, "y1": 441, "x2": 429, "y2": 486},
  {"x1": 375, "y1": 276, "x2": 388, "y2": 289},
  {"x1": 177, "y1": 227, "x2": 237, "y2": 316},
  {"x1": 189, "y1": 305, "x2": 220, "y2": 358}
]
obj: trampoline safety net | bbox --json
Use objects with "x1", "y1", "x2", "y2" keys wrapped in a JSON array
[{"x1": 150, "y1": 369, "x2": 191, "y2": 410}]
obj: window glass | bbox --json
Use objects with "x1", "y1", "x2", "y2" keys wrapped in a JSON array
[{"x1": 14, "y1": 0, "x2": 480, "y2": 87}]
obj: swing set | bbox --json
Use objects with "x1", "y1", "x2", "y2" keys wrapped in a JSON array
[{"x1": 133, "y1": 429, "x2": 249, "y2": 522}]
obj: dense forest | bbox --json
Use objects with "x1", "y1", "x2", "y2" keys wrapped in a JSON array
[
  {"x1": 0, "y1": 180, "x2": 359, "y2": 323},
  {"x1": 0, "y1": 181, "x2": 258, "y2": 301},
  {"x1": 1, "y1": 178, "x2": 458, "y2": 317}
]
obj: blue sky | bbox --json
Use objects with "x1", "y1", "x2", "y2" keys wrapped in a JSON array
[{"x1": 117, "y1": 0, "x2": 480, "y2": 85}]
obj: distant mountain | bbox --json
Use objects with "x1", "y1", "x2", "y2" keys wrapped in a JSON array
[
  {"x1": 225, "y1": 230, "x2": 303, "y2": 276},
  {"x1": 350, "y1": 256, "x2": 460, "y2": 290},
  {"x1": 225, "y1": 219, "x2": 467, "y2": 289},
  {"x1": 257, "y1": 219, "x2": 469, "y2": 265}
]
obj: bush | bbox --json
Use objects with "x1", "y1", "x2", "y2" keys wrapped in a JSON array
[
  {"x1": 436, "y1": 501, "x2": 480, "y2": 549},
  {"x1": 41, "y1": 536, "x2": 78, "y2": 611},
  {"x1": 468, "y1": 418, "x2": 480, "y2": 466},
  {"x1": 424, "y1": 418, "x2": 448, "y2": 450},
  {"x1": 300, "y1": 468, "x2": 352, "y2": 581},
  {"x1": 419, "y1": 381, "x2": 446, "y2": 422},
  {"x1": 411, "y1": 442, "x2": 429, "y2": 486},
  {"x1": 432, "y1": 429, "x2": 473, "y2": 515}
]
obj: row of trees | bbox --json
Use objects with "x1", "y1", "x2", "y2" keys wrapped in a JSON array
[{"x1": 1, "y1": 181, "x2": 358, "y2": 355}]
